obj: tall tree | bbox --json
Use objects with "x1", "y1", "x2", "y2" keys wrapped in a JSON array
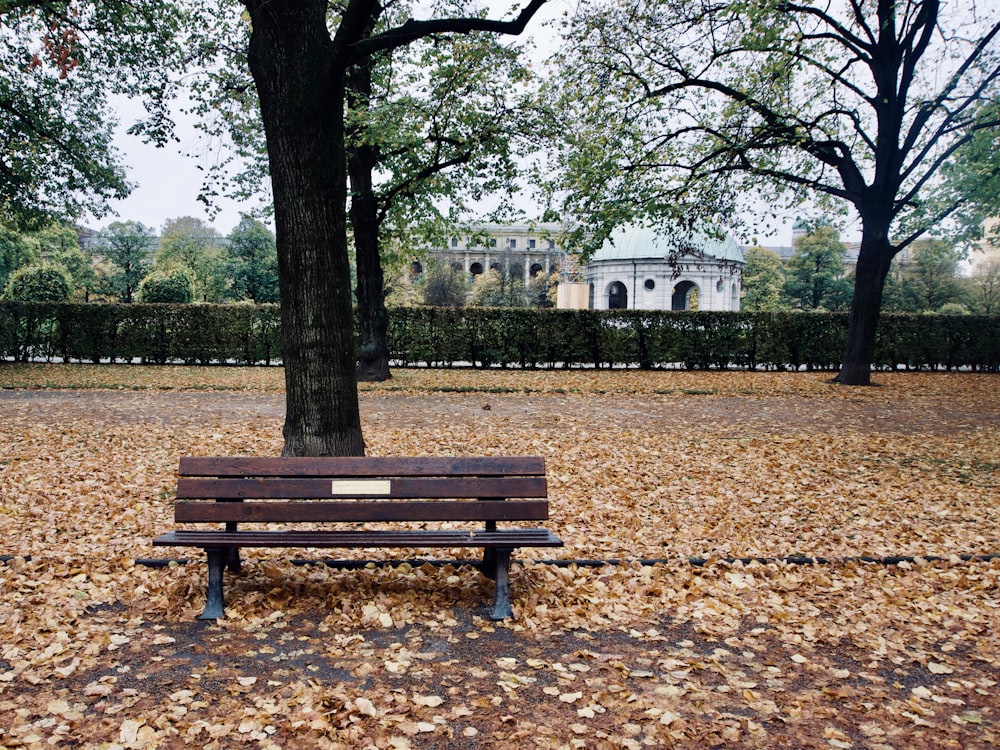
[
  {"x1": 347, "y1": 17, "x2": 537, "y2": 381},
  {"x1": 239, "y1": 0, "x2": 548, "y2": 456},
  {"x1": 549, "y1": 0, "x2": 1000, "y2": 384},
  {"x1": 226, "y1": 215, "x2": 279, "y2": 303},
  {"x1": 0, "y1": 1, "x2": 184, "y2": 224},
  {"x1": 783, "y1": 227, "x2": 852, "y2": 311},
  {"x1": 899, "y1": 238, "x2": 964, "y2": 312},
  {"x1": 156, "y1": 216, "x2": 228, "y2": 302},
  {"x1": 741, "y1": 246, "x2": 786, "y2": 312},
  {"x1": 98, "y1": 221, "x2": 154, "y2": 303}
]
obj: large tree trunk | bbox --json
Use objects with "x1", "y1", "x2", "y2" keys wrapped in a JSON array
[
  {"x1": 347, "y1": 49, "x2": 391, "y2": 383},
  {"x1": 245, "y1": 0, "x2": 365, "y2": 456},
  {"x1": 835, "y1": 227, "x2": 895, "y2": 386}
]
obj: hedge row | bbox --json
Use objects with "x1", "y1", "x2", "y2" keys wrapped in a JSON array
[
  {"x1": 1, "y1": 302, "x2": 998, "y2": 371},
  {"x1": 0, "y1": 303, "x2": 283, "y2": 366}
]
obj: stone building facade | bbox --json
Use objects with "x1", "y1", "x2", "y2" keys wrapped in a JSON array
[
  {"x1": 421, "y1": 221, "x2": 745, "y2": 311},
  {"x1": 586, "y1": 224, "x2": 744, "y2": 311}
]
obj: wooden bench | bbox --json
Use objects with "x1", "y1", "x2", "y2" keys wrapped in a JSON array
[{"x1": 153, "y1": 455, "x2": 562, "y2": 621}]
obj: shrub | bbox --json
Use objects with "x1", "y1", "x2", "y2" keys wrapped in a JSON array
[
  {"x1": 2, "y1": 263, "x2": 72, "y2": 302},
  {"x1": 138, "y1": 266, "x2": 196, "y2": 304}
]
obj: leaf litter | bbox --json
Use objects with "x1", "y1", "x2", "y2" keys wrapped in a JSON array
[{"x1": 0, "y1": 365, "x2": 998, "y2": 748}]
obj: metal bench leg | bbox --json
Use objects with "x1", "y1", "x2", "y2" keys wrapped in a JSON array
[
  {"x1": 225, "y1": 522, "x2": 241, "y2": 572},
  {"x1": 198, "y1": 548, "x2": 227, "y2": 620},
  {"x1": 490, "y1": 548, "x2": 513, "y2": 621},
  {"x1": 481, "y1": 548, "x2": 497, "y2": 580}
]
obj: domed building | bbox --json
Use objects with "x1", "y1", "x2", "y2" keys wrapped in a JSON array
[{"x1": 586, "y1": 224, "x2": 744, "y2": 311}]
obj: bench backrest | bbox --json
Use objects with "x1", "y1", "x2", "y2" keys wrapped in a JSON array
[{"x1": 175, "y1": 456, "x2": 548, "y2": 524}]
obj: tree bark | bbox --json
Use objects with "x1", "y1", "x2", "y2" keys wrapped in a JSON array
[
  {"x1": 834, "y1": 227, "x2": 894, "y2": 386},
  {"x1": 347, "y1": 45, "x2": 391, "y2": 383},
  {"x1": 245, "y1": 0, "x2": 365, "y2": 456}
]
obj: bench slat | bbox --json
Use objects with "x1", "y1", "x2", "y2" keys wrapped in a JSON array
[
  {"x1": 179, "y1": 455, "x2": 545, "y2": 478},
  {"x1": 153, "y1": 528, "x2": 563, "y2": 549},
  {"x1": 176, "y1": 476, "x2": 547, "y2": 500},
  {"x1": 175, "y1": 499, "x2": 550, "y2": 523}
]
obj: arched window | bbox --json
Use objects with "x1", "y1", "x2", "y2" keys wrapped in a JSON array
[
  {"x1": 608, "y1": 281, "x2": 628, "y2": 309},
  {"x1": 529, "y1": 263, "x2": 544, "y2": 277},
  {"x1": 672, "y1": 280, "x2": 698, "y2": 311},
  {"x1": 470, "y1": 262, "x2": 484, "y2": 275}
]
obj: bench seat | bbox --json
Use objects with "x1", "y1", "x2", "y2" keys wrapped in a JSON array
[
  {"x1": 152, "y1": 455, "x2": 562, "y2": 620},
  {"x1": 155, "y1": 528, "x2": 562, "y2": 548}
]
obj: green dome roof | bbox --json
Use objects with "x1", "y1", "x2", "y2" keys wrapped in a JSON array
[{"x1": 592, "y1": 224, "x2": 744, "y2": 264}]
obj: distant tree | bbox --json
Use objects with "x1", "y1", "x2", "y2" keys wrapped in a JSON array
[
  {"x1": 470, "y1": 268, "x2": 526, "y2": 308},
  {"x1": 417, "y1": 262, "x2": 468, "y2": 307},
  {"x1": 226, "y1": 215, "x2": 279, "y2": 303},
  {"x1": 137, "y1": 266, "x2": 196, "y2": 304},
  {"x1": 526, "y1": 271, "x2": 558, "y2": 308},
  {"x1": 31, "y1": 222, "x2": 94, "y2": 300},
  {"x1": 741, "y1": 246, "x2": 786, "y2": 312},
  {"x1": 2, "y1": 263, "x2": 71, "y2": 301},
  {"x1": 156, "y1": 217, "x2": 228, "y2": 302},
  {"x1": 98, "y1": 221, "x2": 154, "y2": 303},
  {"x1": 964, "y1": 259, "x2": 1000, "y2": 316},
  {"x1": 783, "y1": 227, "x2": 852, "y2": 311},
  {"x1": 899, "y1": 239, "x2": 963, "y2": 313},
  {"x1": 0, "y1": 224, "x2": 40, "y2": 290}
]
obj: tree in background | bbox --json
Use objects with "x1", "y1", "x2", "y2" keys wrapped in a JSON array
[
  {"x1": 98, "y1": 221, "x2": 154, "y2": 303},
  {"x1": 470, "y1": 268, "x2": 527, "y2": 308},
  {"x1": 526, "y1": 271, "x2": 558, "y2": 308},
  {"x1": 0, "y1": 224, "x2": 40, "y2": 291},
  {"x1": 226, "y1": 215, "x2": 278, "y2": 303},
  {"x1": 33, "y1": 221, "x2": 94, "y2": 300},
  {"x1": 900, "y1": 239, "x2": 964, "y2": 313},
  {"x1": 783, "y1": 227, "x2": 852, "y2": 312},
  {"x1": 155, "y1": 217, "x2": 228, "y2": 302},
  {"x1": 548, "y1": 0, "x2": 1000, "y2": 384},
  {"x1": 965, "y1": 260, "x2": 1000, "y2": 315},
  {"x1": 0, "y1": 1, "x2": 184, "y2": 225},
  {"x1": 416, "y1": 261, "x2": 468, "y2": 308},
  {"x1": 741, "y1": 247, "x2": 786, "y2": 312},
  {"x1": 137, "y1": 266, "x2": 196, "y2": 304},
  {"x1": 2, "y1": 263, "x2": 71, "y2": 301}
]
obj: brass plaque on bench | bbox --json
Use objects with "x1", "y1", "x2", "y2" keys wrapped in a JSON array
[{"x1": 331, "y1": 479, "x2": 391, "y2": 496}]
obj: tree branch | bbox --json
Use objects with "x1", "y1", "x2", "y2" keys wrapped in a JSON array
[{"x1": 348, "y1": 0, "x2": 548, "y2": 64}]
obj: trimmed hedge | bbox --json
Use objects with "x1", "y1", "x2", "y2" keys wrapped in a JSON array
[
  {"x1": 0, "y1": 303, "x2": 282, "y2": 365},
  {"x1": 1, "y1": 302, "x2": 997, "y2": 371}
]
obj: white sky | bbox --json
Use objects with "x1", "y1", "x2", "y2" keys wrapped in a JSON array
[{"x1": 97, "y1": 96, "x2": 248, "y2": 236}]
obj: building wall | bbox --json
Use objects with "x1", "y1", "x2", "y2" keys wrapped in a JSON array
[
  {"x1": 428, "y1": 223, "x2": 563, "y2": 287},
  {"x1": 586, "y1": 256, "x2": 742, "y2": 312}
]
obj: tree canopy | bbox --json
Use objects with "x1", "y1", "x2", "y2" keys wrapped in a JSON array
[
  {"x1": 548, "y1": 0, "x2": 1000, "y2": 383},
  {"x1": 0, "y1": 1, "x2": 185, "y2": 225}
]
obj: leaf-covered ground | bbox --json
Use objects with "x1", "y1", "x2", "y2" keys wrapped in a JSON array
[{"x1": 1, "y1": 364, "x2": 998, "y2": 749}]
